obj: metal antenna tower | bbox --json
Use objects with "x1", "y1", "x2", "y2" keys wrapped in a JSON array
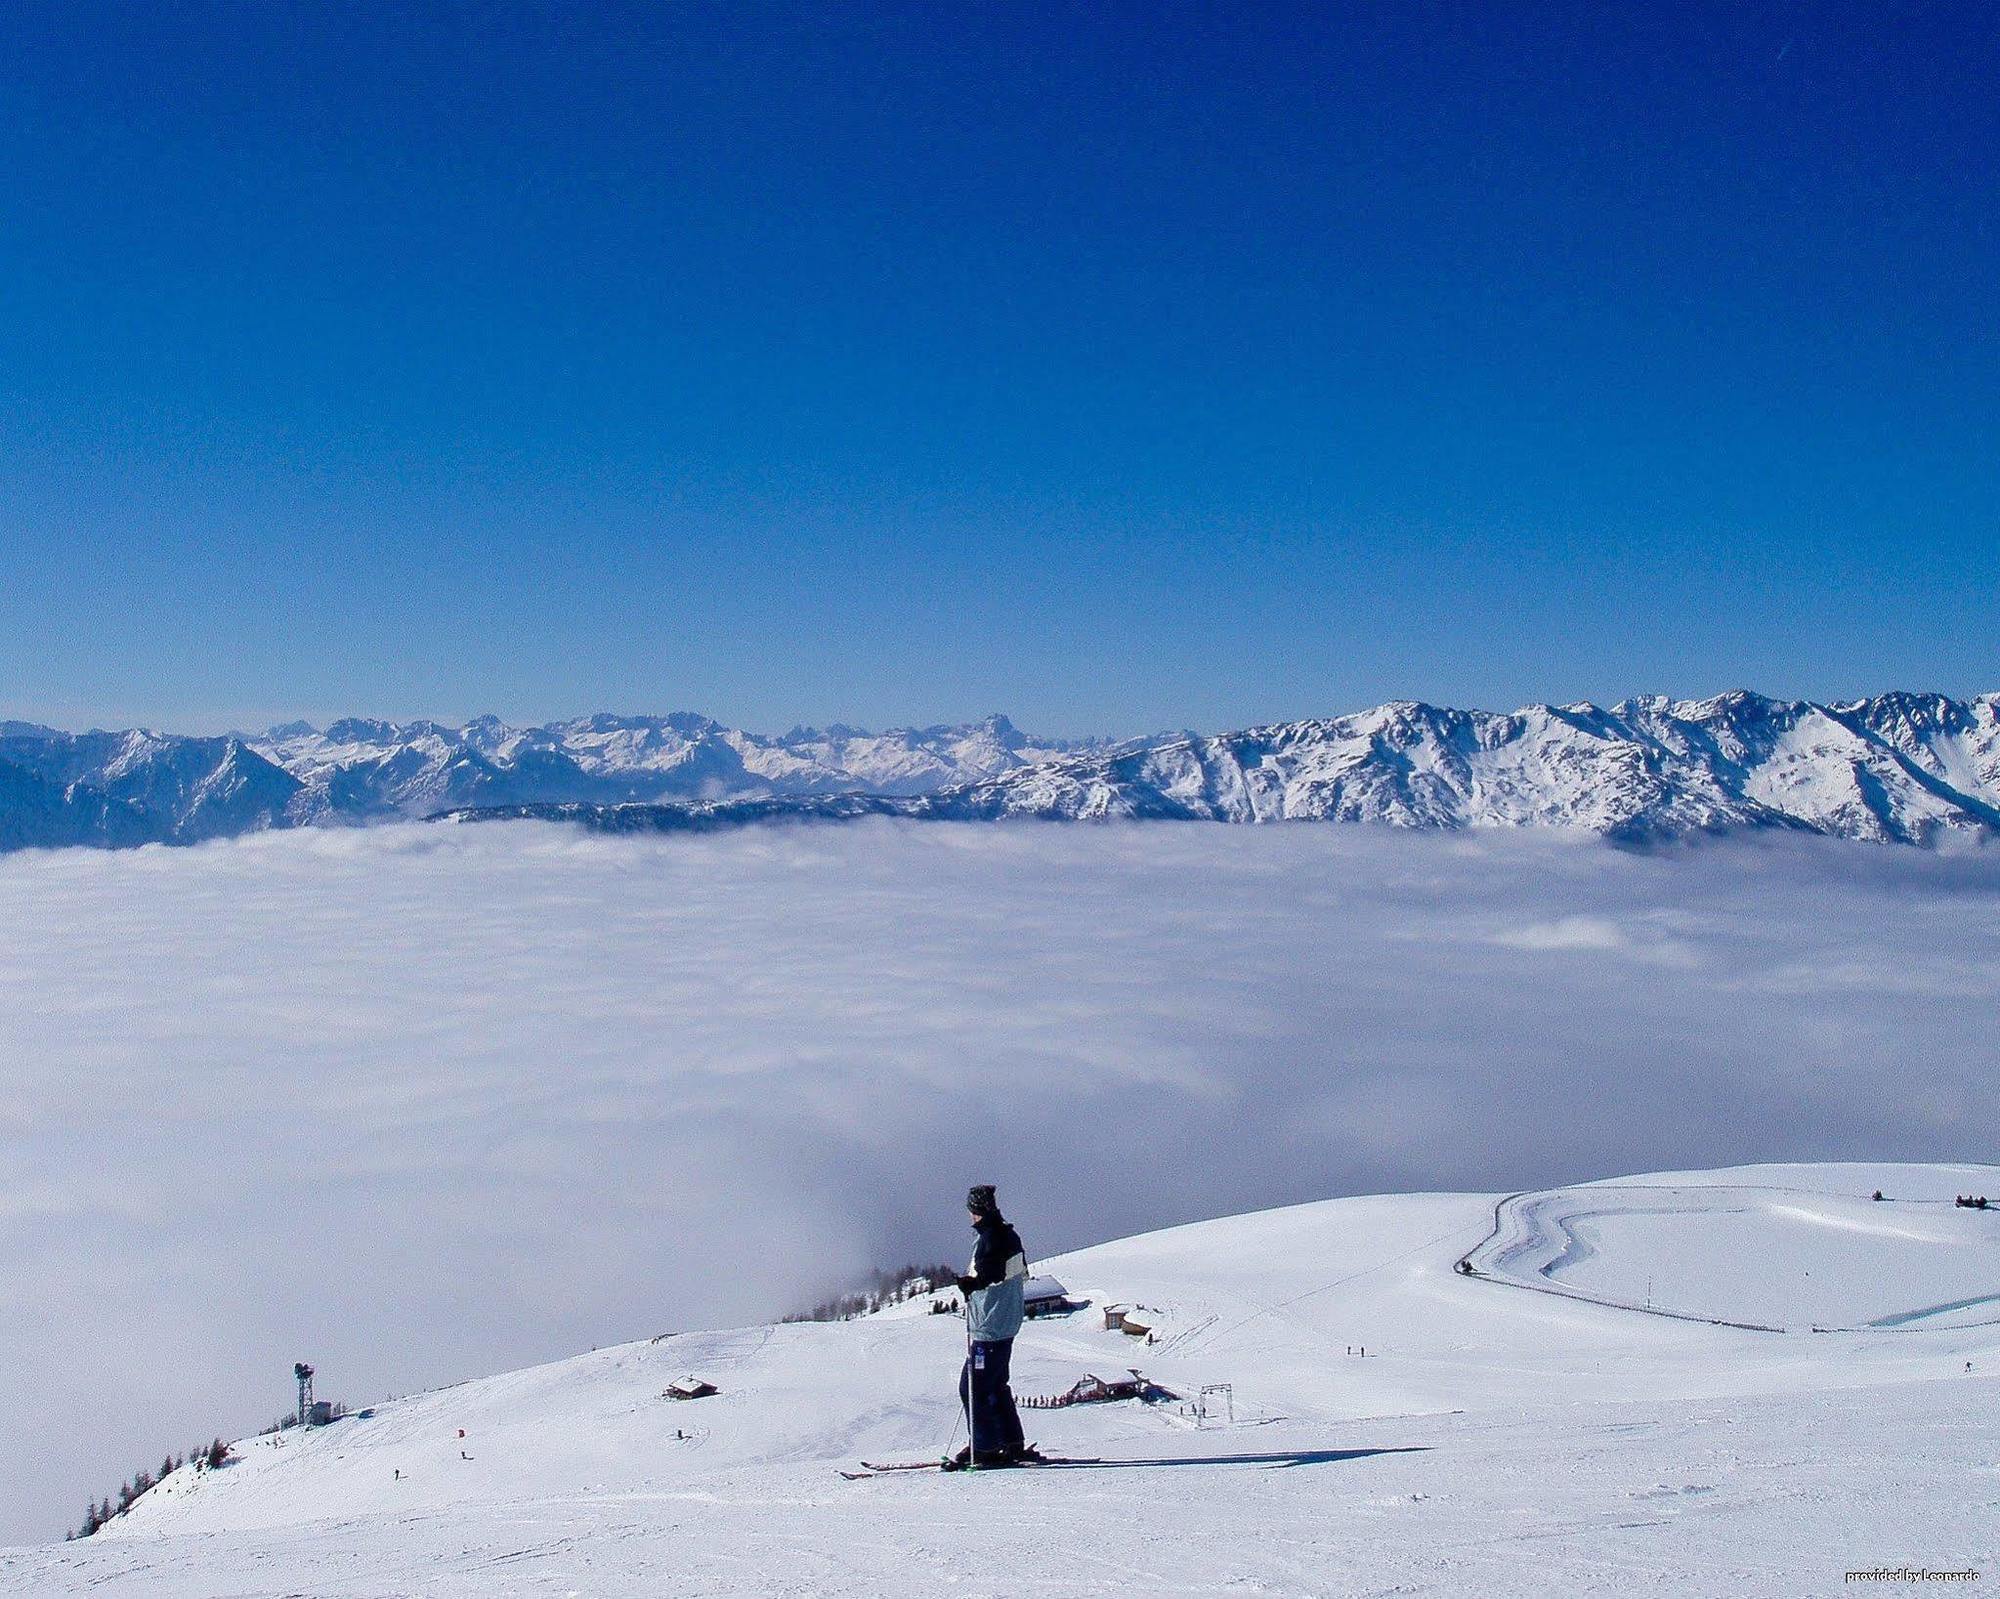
[{"x1": 294, "y1": 1362, "x2": 314, "y2": 1428}]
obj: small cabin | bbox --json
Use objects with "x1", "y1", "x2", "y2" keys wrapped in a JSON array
[
  {"x1": 665, "y1": 1377, "x2": 718, "y2": 1401},
  {"x1": 1118, "y1": 1315, "x2": 1152, "y2": 1339},
  {"x1": 1023, "y1": 1276, "x2": 1082, "y2": 1319}
]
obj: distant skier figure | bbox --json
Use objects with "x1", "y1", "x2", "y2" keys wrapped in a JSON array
[{"x1": 948, "y1": 1184, "x2": 1031, "y2": 1469}]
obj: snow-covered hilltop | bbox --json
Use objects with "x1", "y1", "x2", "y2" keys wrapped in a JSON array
[
  {"x1": 11, "y1": 1162, "x2": 1996, "y2": 1596},
  {"x1": 5, "y1": 692, "x2": 1999, "y2": 850}
]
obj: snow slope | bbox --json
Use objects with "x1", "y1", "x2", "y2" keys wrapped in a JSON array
[
  {"x1": 7, "y1": 1162, "x2": 1996, "y2": 1596},
  {"x1": 1468, "y1": 1179, "x2": 2000, "y2": 1332}
]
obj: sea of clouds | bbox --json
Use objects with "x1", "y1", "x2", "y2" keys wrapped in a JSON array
[{"x1": 2, "y1": 819, "x2": 1996, "y2": 1541}]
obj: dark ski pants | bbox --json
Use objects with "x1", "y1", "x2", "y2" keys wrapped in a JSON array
[{"x1": 959, "y1": 1337, "x2": 1025, "y2": 1459}]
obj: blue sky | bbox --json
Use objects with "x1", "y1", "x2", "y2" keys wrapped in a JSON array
[{"x1": 2, "y1": 3, "x2": 1994, "y2": 736}]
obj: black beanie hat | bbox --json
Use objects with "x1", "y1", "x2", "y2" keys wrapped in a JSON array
[{"x1": 966, "y1": 1184, "x2": 998, "y2": 1217}]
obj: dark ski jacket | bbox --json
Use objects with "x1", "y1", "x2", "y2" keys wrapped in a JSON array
[{"x1": 960, "y1": 1214, "x2": 1028, "y2": 1342}]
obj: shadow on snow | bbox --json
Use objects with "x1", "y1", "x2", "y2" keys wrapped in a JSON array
[{"x1": 1033, "y1": 1447, "x2": 1428, "y2": 1471}]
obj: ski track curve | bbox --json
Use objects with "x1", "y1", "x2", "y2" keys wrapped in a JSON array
[{"x1": 1460, "y1": 1182, "x2": 2000, "y2": 1335}]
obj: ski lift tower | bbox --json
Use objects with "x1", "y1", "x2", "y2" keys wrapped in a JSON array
[{"x1": 294, "y1": 1363, "x2": 314, "y2": 1428}]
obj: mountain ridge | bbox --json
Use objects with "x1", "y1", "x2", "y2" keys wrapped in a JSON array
[
  {"x1": 3, "y1": 693, "x2": 1996, "y2": 850},
  {"x1": 449, "y1": 689, "x2": 2000, "y2": 845}
]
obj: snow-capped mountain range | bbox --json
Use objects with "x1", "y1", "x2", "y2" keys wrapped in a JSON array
[
  {"x1": 457, "y1": 690, "x2": 2000, "y2": 845},
  {"x1": 3, "y1": 692, "x2": 1997, "y2": 851},
  {"x1": 925, "y1": 689, "x2": 2000, "y2": 841},
  {"x1": 0, "y1": 712, "x2": 1109, "y2": 851}
]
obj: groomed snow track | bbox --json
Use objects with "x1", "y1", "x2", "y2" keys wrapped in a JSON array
[{"x1": 1457, "y1": 1179, "x2": 2000, "y2": 1334}]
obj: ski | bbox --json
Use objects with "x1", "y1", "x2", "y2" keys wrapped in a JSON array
[
  {"x1": 843, "y1": 1460, "x2": 946, "y2": 1478},
  {"x1": 842, "y1": 1454, "x2": 1104, "y2": 1479}
]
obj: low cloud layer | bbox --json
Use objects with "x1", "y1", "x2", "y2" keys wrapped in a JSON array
[{"x1": 2, "y1": 821, "x2": 1996, "y2": 1540}]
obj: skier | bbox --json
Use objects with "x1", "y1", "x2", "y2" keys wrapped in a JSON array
[{"x1": 947, "y1": 1183, "x2": 1032, "y2": 1469}]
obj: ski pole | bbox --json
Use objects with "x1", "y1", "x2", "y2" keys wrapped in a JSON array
[{"x1": 964, "y1": 1298, "x2": 977, "y2": 1470}]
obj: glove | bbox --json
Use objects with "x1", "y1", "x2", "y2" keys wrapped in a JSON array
[{"x1": 955, "y1": 1276, "x2": 978, "y2": 1297}]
